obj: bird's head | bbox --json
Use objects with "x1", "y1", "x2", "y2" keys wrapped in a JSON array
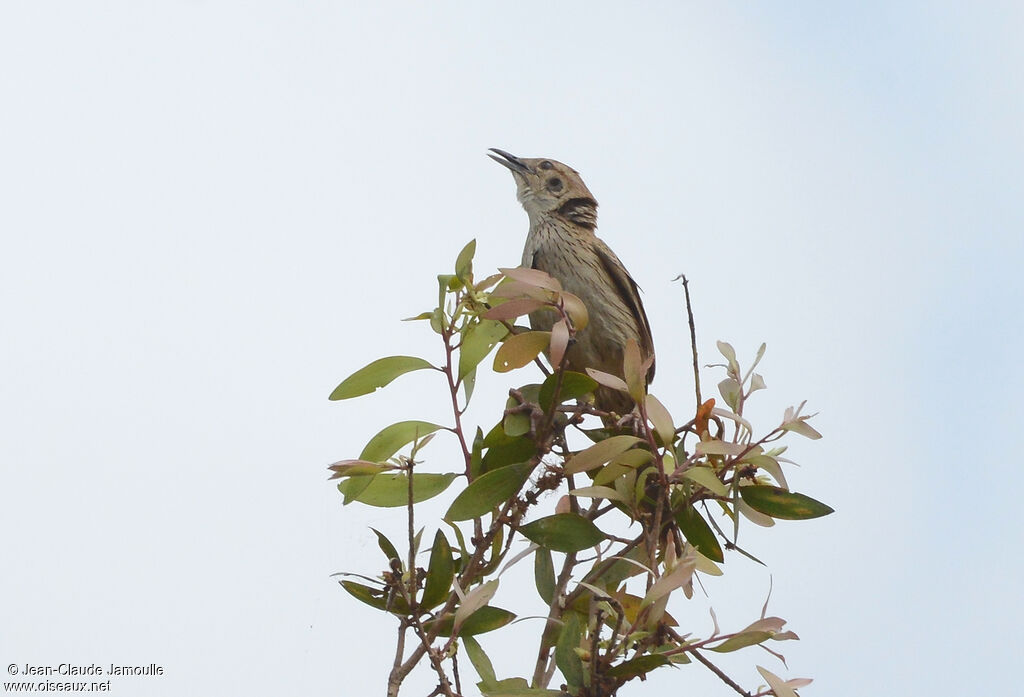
[{"x1": 488, "y1": 148, "x2": 598, "y2": 229}]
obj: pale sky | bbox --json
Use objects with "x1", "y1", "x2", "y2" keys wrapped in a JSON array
[{"x1": 2, "y1": 3, "x2": 1022, "y2": 696}]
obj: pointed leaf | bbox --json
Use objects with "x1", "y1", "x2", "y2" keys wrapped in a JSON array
[
  {"x1": 622, "y1": 339, "x2": 647, "y2": 402},
  {"x1": 674, "y1": 505, "x2": 724, "y2": 562},
  {"x1": 743, "y1": 453, "x2": 789, "y2": 489},
  {"x1": 555, "y1": 612, "x2": 584, "y2": 689},
  {"x1": 498, "y1": 266, "x2": 562, "y2": 291},
  {"x1": 462, "y1": 635, "x2": 497, "y2": 690},
  {"x1": 750, "y1": 373, "x2": 767, "y2": 392},
  {"x1": 564, "y1": 435, "x2": 642, "y2": 474},
  {"x1": 585, "y1": 368, "x2": 629, "y2": 393},
  {"x1": 641, "y1": 551, "x2": 696, "y2": 608},
  {"x1": 340, "y1": 580, "x2": 410, "y2": 615},
  {"x1": 738, "y1": 498, "x2": 776, "y2": 527},
  {"x1": 681, "y1": 467, "x2": 728, "y2": 497},
  {"x1": 560, "y1": 291, "x2": 589, "y2": 330},
  {"x1": 716, "y1": 340, "x2": 739, "y2": 376},
  {"x1": 644, "y1": 394, "x2": 676, "y2": 444},
  {"x1": 717, "y1": 377, "x2": 741, "y2": 411},
  {"x1": 455, "y1": 239, "x2": 476, "y2": 279},
  {"x1": 757, "y1": 666, "x2": 799, "y2": 697},
  {"x1": 482, "y1": 298, "x2": 546, "y2": 321},
  {"x1": 481, "y1": 432, "x2": 535, "y2": 474},
  {"x1": 549, "y1": 319, "x2": 569, "y2": 369},
  {"x1": 426, "y1": 605, "x2": 516, "y2": 637},
  {"x1": 338, "y1": 472, "x2": 458, "y2": 508},
  {"x1": 492, "y1": 278, "x2": 554, "y2": 301},
  {"x1": 481, "y1": 681, "x2": 562, "y2": 696},
  {"x1": 327, "y1": 460, "x2": 394, "y2": 479},
  {"x1": 370, "y1": 528, "x2": 401, "y2": 564},
  {"x1": 569, "y1": 486, "x2": 628, "y2": 503},
  {"x1": 695, "y1": 439, "x2": 748, "y2": 457},
  {"x1": 493, "y1": 331, "x2": 550, "y2": 372},
  {"x1": 460, "y1": 320, "x2": 510, "y2": 380},
  {"x1": 539, "y1": 371, "x2": 598, "y2": 411},
  {"x1": 740, "y1": 485, "x2": 834, "y2": 520},
  {"x1": 710, "y1": 631, "x2": 773, "y2": 653},
  {"x1": 605, "y1": 654, "x2": 671, "y2": 680},
  {"x1": 330, "y1": 356, "x2": 436, "y2": 400},
  {"x1": 455, "y1": 580, "x2": 499, "y2": 629},
  {"x1": 360, "y1": 420, "x2": 444, "y2": 462},
  {"x1": 421, "y1": 530, "x2": 455, "y2": 609},
  {"x1": 519, "y1": 513, "x2": 605, "y2": 553},
  {"x1": 534, "y1": 547, "x2": 555, "y2": 604},
  {"x1": 782, "y1": 419, "x2": 823, "y2": 440},
  {"x1": 446, "y1": 462, "x2": 534, "y2": 521}
]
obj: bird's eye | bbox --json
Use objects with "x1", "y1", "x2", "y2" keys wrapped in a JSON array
[
  {"x1": 539, "y1": 161, "x2": 553, "y2": 170},
  {"x1": 547, "y1": 177, "x2": 563, "y2": 191}
]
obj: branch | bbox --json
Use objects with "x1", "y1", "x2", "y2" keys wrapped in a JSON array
[
  {"x1": 690, "y1": 649, "x2": 753, "y2": 697},
  {"x1": 675, "y1": 274, "x2": 702, "y2": 407}
]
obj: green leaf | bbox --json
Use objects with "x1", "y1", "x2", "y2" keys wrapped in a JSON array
[
  {"x1": 456, "y1": 580, "x2": 500, "y2": 629},
  {"x1": 360, "y1": 420, "x2": 444, "y2": 462},
  {"x1": 534, "y1": 547, "x2": 555, "y2": 604},
  {"x1": 503, "y1": 411, "x2": 530, "y2": 437},
  {"x1": 717, "y1": 377, "x2": 741, "y2": 411},
  {"x1": 604, "y1": 653, "x2": 671, "y2": 679},
  {"x1": 709, "y1": 630, "x2": 773, "y2": 653},
  {"x1": 327, "y1": 460, "x2": 394, "y2": 479},
  {"x1": 519, "y1": 513, "x2": 605, "y2": 553},
  {"x1": 644, "y1": 394, "x2": 676, "y2": 445},
  {"x1": 739, "y1": 485, "x2": 834, "y2": 520},
  {"x1": 446, "y1": 462, "x2": 534, "y2": 521},
  {"x1": 493, "y1": 331, "x2": 550, "y2": 373},
  {"x1": 425, "y1": 606, "x2": 515, "y2": 637},
  {"x1": 370, "y1": 528, "x2": 401, "y2": 564},
  {"x1": 459, "y1": 319, "x2": 510, "y2": 380},
  {"x1": 338, "y1": 473, "x2": 458, "y2": 508},
  {"x1": 695, "y1": 438, "x2": 747, "y2": 457},
  {"x1": 480, "y1": 431, "x2": 535, "y2": 474},
  {"x1": 623, "y1": 339, "x2": 647, "y2": 402},
  {"x1": 462, "y1": 635, "x2": 497, "y2": 690},
  {"x1": 588, "y1": 545, "x2": 649, "y2": 591},
  {"x1": 674, "y1": 505, "x2": 724, "y2": 562},
  {"x1": 555, "y1": 612, "x2": 584, "y2": 689},
  {"x1": 481, "y1": 680, "x2": 563, "y2": 696},
  {"x1": 469, "y1": 426, "x2": 485, "y2": 479},
  {"x1": 329, "y1": 356, "x2": 435, "y2": 400},
  {"x1": 421, "y1": 530, "x2": 454, "y2": 610},
  {"x1": 336, "y1": 474, "x2": 374, "y2": 504},
  {"x1": 563, "y1": 435, "x2": 643, "y2": 474},
  {"x1": 539, "y1": 371, "x2": 598, "y2": 411},
  {"x1": 455, "y1": 238, "x2": 476, "y2": 280},
  {"x1": 682, "y1": 466, "x2": 728, "y2": 497},
  {"x1": 502, "y1": 384, "x2": 540, "y2": 437},
  {"x1": 569, "y1": 485, "x2": 627, "y2": 503},
  {"x1": 339, "y1": 580, "x2": 410, "y2": 615}
]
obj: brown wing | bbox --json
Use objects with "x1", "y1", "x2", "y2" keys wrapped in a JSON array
[{"x1": 593, "y1": 240, "x2": 656, "y2": 383}]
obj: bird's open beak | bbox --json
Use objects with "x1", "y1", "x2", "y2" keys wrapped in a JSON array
[{"x1": 488, "y1": 148, "x2": 531, "y2": 175}]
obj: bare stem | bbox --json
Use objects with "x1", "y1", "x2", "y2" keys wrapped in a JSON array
[
  {"x1": 690, "y1": 649, "x2": 753, "y2": 697},
  {"x1": 677, "y1": 274, "x2": 702, "y2": 407}
]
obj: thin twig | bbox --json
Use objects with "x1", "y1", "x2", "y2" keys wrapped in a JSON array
[
  {"x1": 676, "y1": 274, "x2": 702, "y2": 407},
  {"x1": 386, "y1": 621, "x2": 408, "y2": 697},
  {"x1": 690, "y1": 649, "x2": 753, "y2": 697}
]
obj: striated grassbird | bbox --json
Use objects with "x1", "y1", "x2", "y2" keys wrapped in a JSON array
[{"x1": 489, "y1": 148, "x2": 654, "y2": 415}]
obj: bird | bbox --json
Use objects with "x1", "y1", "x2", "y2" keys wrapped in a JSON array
[{"x1": 488, "y1": 148, "x2": 655, "y2": 415}]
